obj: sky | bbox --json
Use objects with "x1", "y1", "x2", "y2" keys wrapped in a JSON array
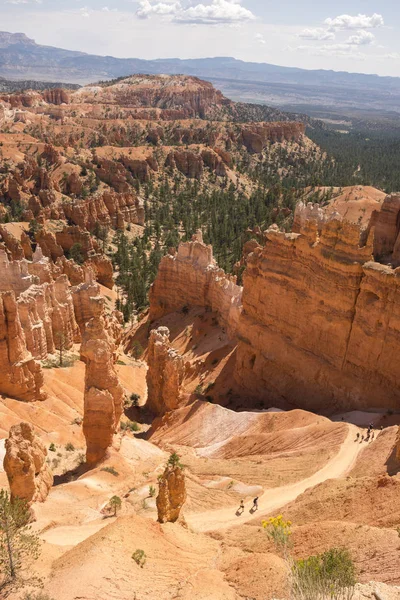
[{"x1": 1, "y1": 0, "x2": 399, "y2": 76}]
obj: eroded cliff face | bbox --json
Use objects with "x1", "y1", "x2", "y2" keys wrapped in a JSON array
[
  {"x1": 149, "y1": 232, "x2": 242, "y2": 336},
  {"x1": 146, "y1": 327, "x2": 185, "y2": 416},
  {"x1": 156, "y1": 464, "x2": 186, "y2": 523},
  {"x1": 149, "y1": 206, "x2": 400, "y2": 412},
  {"x1": 81, "y1": 316, "x2": 124, "y2": 465},
  {"x1": 3, "y1": 421, "x2": 53, "y2": 503},
  {"x1": 235, "y1": 219, "x2": 400, "y2": 412},
  {"x1": 0, "y1": 291, "x2": 45, "y2": 402}
]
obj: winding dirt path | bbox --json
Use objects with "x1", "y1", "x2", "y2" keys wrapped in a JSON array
[{"x1": 186, "y1": 423, "x2": 363, "y2": 533}]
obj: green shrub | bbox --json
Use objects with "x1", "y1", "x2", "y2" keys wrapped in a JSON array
[
  {"x1": 49, "y1": 443, "x2": 56, "y2": 452},
  {"x1": 292, "y1": 548, "x2": 356, "y2": 600},
  {"x1": 132, "y1": 549, "x2": 146, "y2": 567},
  {"x1": 108, "y1": 495, "x2": 122, "y2": 516},
  {"x1": 120, "y1": 420, "x2": 140, "y2": 433},
  {"x1": 130, "y1": 393, "x2": 141, "y2": 407},
  {"x1": 65, "y1": 443, "x2": 75, "y2": 452},
  {"x1": 168, "y1": 452, "x2": 183, "y2": 469},
  {"x1": 131, "y1": 341, "x2": 144, "y2": 360},
  {"x1": 149, "y1": 485, "x2": 156, "y2": 498},
  {"x1": 101, "y1": 466, "x2": 119, "y2": 477}
]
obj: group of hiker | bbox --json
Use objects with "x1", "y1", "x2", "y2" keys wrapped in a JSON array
[
  {"x1": 238, "y1": 497, "x2": 258, "y2": 514},
  {"x1": 355, "y1": 423, "x2": 383, "y2": 443}
]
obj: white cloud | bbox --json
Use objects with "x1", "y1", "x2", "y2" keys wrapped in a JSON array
[
  {"x1": 295, "y1": 43, "x2": 367, "y2": 59},
  {"x1": 298, "y1": 27, "x2": 335, "y2": 41},
  {"x1": 5, "y1": 0, "x2": 42, "y2": 4},
  {"x1": 137, "y1": 0, "x2": 181, "y2": 19},
  {"x1": 137, "y1": 0, "x2": 255, "y2": 25},
  {"x1": 255, "y1": 32, "x2": 265, "y2": 45},
  {"x1": 324, "y1": 13, "x2": 384, "y2": 30},
  {"x1": 347, "y1": 30, "x2": 375, "y2": 46}
]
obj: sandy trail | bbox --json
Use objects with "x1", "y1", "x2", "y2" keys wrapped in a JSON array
[{"x1": 187, "y1": 424, "x2": 362, "y2": 533}]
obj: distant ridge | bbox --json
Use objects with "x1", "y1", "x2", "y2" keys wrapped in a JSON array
[{"x1": 0, "y1": 31, "x2": 399, "y2": 113}]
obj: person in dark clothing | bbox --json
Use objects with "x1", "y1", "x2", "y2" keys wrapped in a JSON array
[{"x1": 252, "y1": 497, "x2": 259, "y2": 511}]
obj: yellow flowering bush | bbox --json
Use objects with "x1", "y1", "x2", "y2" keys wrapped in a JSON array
[{"x1": 262, "y1": 515, "x2": 292, "y2": 552}]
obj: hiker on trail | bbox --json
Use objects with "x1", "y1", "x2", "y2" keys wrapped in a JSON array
[
  {"x1": 252, "y1": 497, "x2": 259, "y2": 511},
  {"x1": 239, "y1": 499, "x2": 244, "y2": 513},
  {"x1": 356, "y1": 432, "x2": 360, "y2": 441},
  {"x1": 361, "y1": 435, "x2": 364, "y2": 442}
]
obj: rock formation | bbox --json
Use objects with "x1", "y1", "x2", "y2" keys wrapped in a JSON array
[
  {"x1": 0, "y1": 291, "x2": 45, "y2": 401},
  {"x1": 3, "y1": 422, "x2": 53, "y2": 503},
  {"x1": 397, "y1": 427, "x2": 400, "y2": 462},
  {"x1": 146, "y1": 327, "x2": 185, "y2": 415},
  {"x1": 81, "y1": 316, "x2": 124, "y2": 465},
  {"x1": 240, "y1": 122, "x2": 305, "y2": 153},
  {"x1": 150, "y1": 207, "x2": 400, "y2": 412},
  {"x1": 235, "y1": 218, "x2": 400, "y2": 412},
  {"x1": 156, "y1": 462, "x2": 186, "y2": 523},
  {"x1": 149, "y1": 231, "x2": 242, "y2": 336}
]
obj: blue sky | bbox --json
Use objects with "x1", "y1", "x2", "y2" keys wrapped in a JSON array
[{"x1": 1, "y1": 0, "x2": 399, "y2": 76}]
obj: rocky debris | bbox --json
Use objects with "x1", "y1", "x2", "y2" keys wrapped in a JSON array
[
  {"x1": 0, "y1": 291, "x2": 45, "y2": 401},
  {"x1": 3, "y1": 422, "x2": 53, "y2": 503},
  {"x1": 156, "y1": 462, "x2": 186, "y2": 523},
  {"x1": 396, "y1": 427, "x2": 400, "y2": 462},
  {"x1": 146, "y1": 327, "x2": 185, "y2": 415},
  {"x1": 149, "y1": 231, "x2": 242, "y2": 336},
  {"x1": 81, "y1": 316, "x2": 124, "y2": 465}
]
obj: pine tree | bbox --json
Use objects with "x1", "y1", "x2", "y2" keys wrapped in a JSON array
[{"x1": 0, "y1": 489, "x2": 40, "y2": 588}]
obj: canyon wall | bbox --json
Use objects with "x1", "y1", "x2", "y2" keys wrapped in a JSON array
[
  {"x1": 150, "y1": 206, "x2": 400, "y2": 412},
  {"x1": 235, "y1": 220, "x2": 400, "y2": 412},
  {"x1": 149, "y1": 231, "x2": 242, "y2": 336}
]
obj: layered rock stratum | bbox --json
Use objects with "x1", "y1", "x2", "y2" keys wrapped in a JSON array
[{"x1": 3, "y1": 421, "x2": 53, "y2": 503}]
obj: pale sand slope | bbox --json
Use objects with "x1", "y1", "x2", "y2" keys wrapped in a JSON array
[{"x1": 186, "y1": 423, "x2": 363, "y2": 532}]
